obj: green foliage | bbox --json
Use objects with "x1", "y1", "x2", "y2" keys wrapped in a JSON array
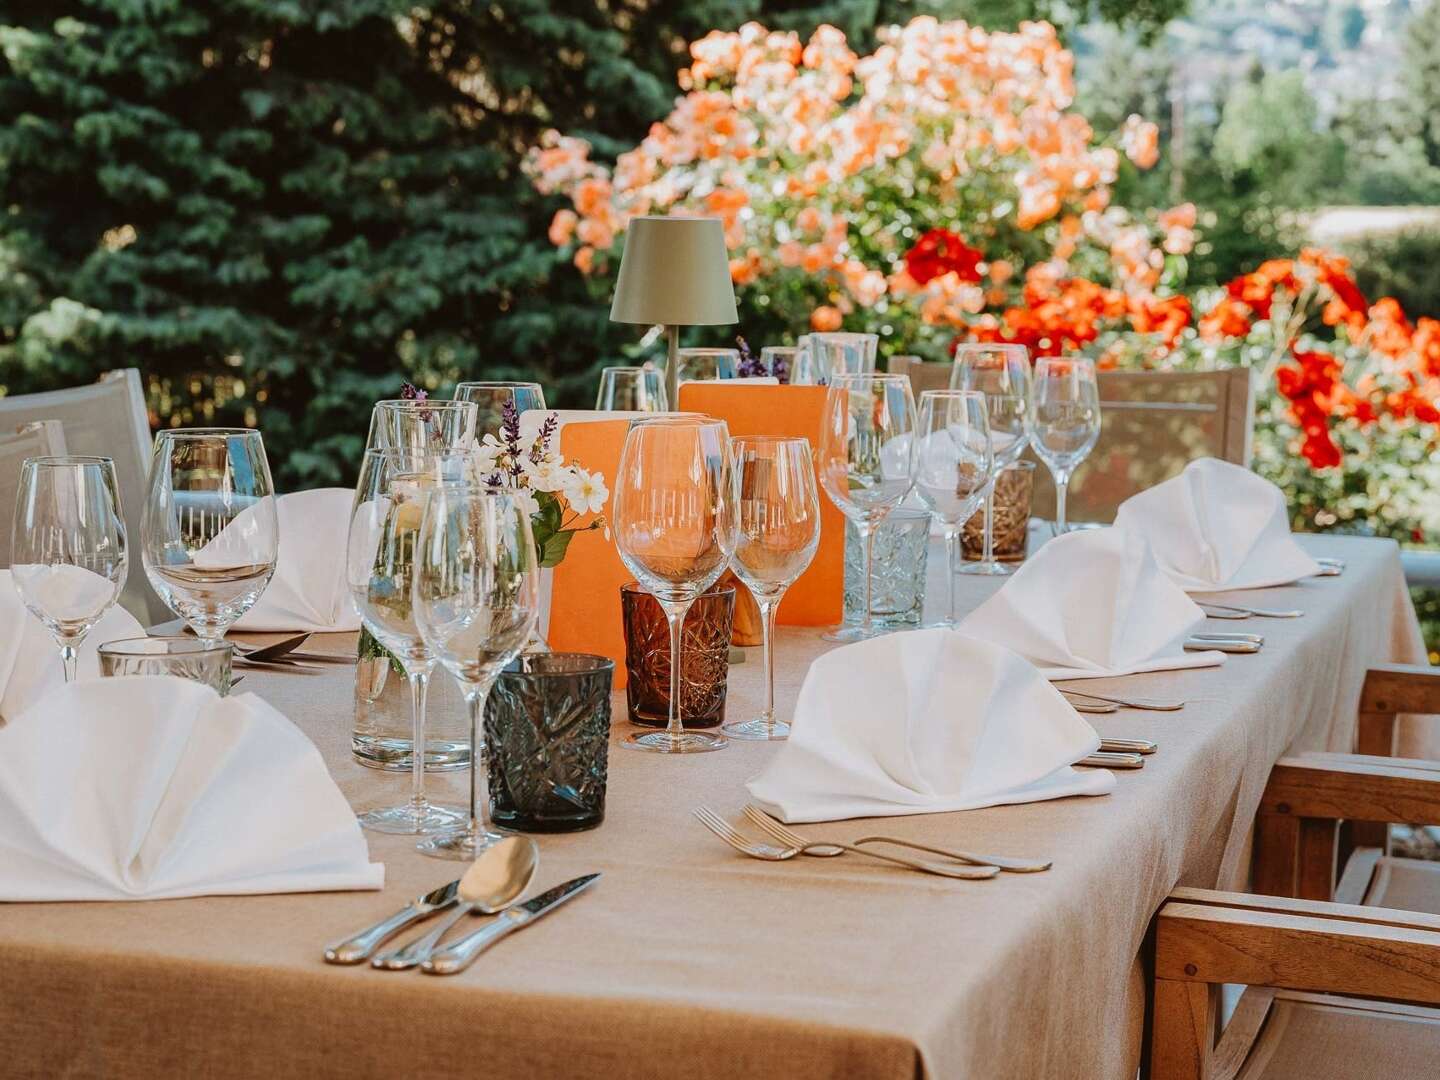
[{"x1": 1341, "y1": 227, "x2": 1440, "y2": 320}]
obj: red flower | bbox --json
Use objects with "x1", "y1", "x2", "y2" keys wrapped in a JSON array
[
  {"x1": 1198, "y1": 297, "x2": 1252, "y2": 341},
  {"x1": 904, "y1": 228, "x2": 983, "y2": 285},
  {"x1": 1127, "y1": 294, "x2": 1191, "y2": 346}
]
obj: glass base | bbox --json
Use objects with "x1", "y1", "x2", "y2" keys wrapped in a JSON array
[
  {"x1": 821, "y1": 624, "x2": 892, "y2": 643},
  {"x1": 416, "y1": 825, "x2": 507, "y2": 860},
  {"x1": 351, "y1": 735, "x2": 471, "y2": 772},
  {"x1": 918, "y1": 618, "x2": 958, "y2": 631},
  {"x1": 721, "y1": 716, "x2": 791, "y2": 741},
  {"x1": 622, "y1": 729, "x2": 727, "y2": 753},
  {"x1": 358, "y1": 801, "x2": 466, "y2": 835},
  {"x1": 957, "y1": 559, "x2": 1017, "y2": 576}
]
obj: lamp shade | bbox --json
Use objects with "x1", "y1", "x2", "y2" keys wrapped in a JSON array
[{"x1": 609, "y1": 216, "x2": 739, "y2": 326}]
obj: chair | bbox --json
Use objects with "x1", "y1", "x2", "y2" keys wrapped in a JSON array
[
  {"x1": 0, "y1": 420, "x2": 68, "y2": 566},
  {"x1": 886, "y1": 359, "x2": 1255, "y2": 523},
  {"x1": 0, "y1": 370, "x2": 166, "y2": 622}
]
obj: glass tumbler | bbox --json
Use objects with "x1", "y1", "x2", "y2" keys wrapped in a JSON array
[
  {"x1": 98, "y1": 636, "x2": 233, "y2": 695},
  {"x1": 621, "y1": 582, "x2": 735, "y2": 729},
  {"x1": 962, "y1": 461, "x2": 1036, "y2": 563},
  {"x1": 842, "y1": 509, "x2": 930, "y2": 629}
]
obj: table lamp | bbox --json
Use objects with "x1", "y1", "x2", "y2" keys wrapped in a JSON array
[{"x1": 609, "y1": 215, "x2": 739, "y2": 409}]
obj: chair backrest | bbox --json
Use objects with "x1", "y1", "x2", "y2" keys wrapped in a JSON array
[
  {"x1": 0, "y1": 370, "x2": 166, "y2": 622},
  {"x1": 0, "y1": 421, "x2": 68, "y2": 567}
]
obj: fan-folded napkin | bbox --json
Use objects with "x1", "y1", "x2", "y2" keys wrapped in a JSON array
[
  {"x1": 1113, "y1": 458, "x2": 1321, "y2": 592},
  {"x1": 746, "y1": 631, "x2": 1113, "y2": 823},
  {"x1": 959, "y1": 526, "x2": 1224, "y2": 680},
  {"x1": 231, "y1": 488, "x2": 360, "y2": 632},
  {"x1": 0, "y1": 676, "x2": 383, "y2": 901}
]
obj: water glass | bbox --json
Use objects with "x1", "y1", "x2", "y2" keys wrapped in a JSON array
[
  {"x1": 809, "y1": 332, "x2": 878, "y2": 383},
  {"x1": 454, "y1": 381, "x2": 547, "y2": 439},
  {"x1": 759, "y1": 347, "x2": 798, "y2": 383},
  {"x1": 98, "y1": 636, "x2": 232, "y2": 695},
  {"x1": 952, "y1": 344, "x2": 1031, "y2": 577},
  {"x1": 141, "y1": 430, "x2": 278, "y2": 643},
  {"x1": 621, "y1": 582, "x2": 735, "y2": 729},
  {"x1": 962, "y1": 461, "x2": 1037, "y2": 563},
  {"x1": 842, "y1": 510, "x2": 930, "y2": 628},
  {"x1": 596, "y1": 366, "x2": 668, "y2": 411},
  {"x1": 675, "y1": 348, "x2": 739, "y2": 383},
  {"x1": 11, "y1": 456, "x2": 128, "y2": 681},
  {"x1": 1029, "y1": 358, "x2": 1102, "y2": 533},
  {"x1": 366, "y1": 398, "x2": 478, "y2": 453}
]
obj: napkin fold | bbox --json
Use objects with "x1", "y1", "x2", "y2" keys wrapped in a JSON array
[
  {"x1": 0, "y1": 676, "x2": 383, "y2": 901},
  {"x1": 1113, "y1": 458, "x2": 1322, "y2": 592},
  {"x1": 746, "y1": 631, "x2": 1113, "y2": 823},
  {"x1": 0, "y1": 569, "x2": 143, "y2": 722},
  {"x1": 232, "y1": 488, "x2": 360, "y2": 632},
  {"x1": 958, "y1": 527, "x2": 1224, "y2": 680}
]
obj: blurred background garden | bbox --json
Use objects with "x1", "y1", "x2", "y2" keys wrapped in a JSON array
[{"x1": 1, "y1": 0, "x2": 1436, "y2": 650}]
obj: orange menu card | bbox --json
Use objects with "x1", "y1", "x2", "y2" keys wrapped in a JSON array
[{"x1": 677, "y1": 383, "x2": 842, "y2": 626}]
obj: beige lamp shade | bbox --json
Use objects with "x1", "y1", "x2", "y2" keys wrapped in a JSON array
[{"x1": 609, "y1": 216, "x2": 739, "y2": 326}]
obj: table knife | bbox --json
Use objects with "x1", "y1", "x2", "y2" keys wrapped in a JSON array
[
  {"x1": 1099, "y1": 738, "x2": 1157, "y2": 755},
  {"x1": 1078, "y1": 751, "x2": 1143, "y2": 769},
  {"x1": 1191, "y1": 632, "x2": 1265, "y2": 645},
  {"x1": 1185, "y1": 638, "x2": 1261, "y2": 654},
  {"x1": 323, "y1": 879, "x2": 462, "y2": 964},
  {"x1": 422, "y1": 874, "x2": 600, "y2": 976}
]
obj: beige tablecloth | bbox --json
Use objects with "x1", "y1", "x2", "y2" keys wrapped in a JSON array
[{"x1": 0, "y1": 534, "x2": 1429, "y2": 1080}]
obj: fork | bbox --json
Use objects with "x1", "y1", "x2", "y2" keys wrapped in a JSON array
[
  {"x1": 1198, "y1": 601, "x2": 1303, "y2": 619},
  {"x1": 742, "y1": 806, "x2": 1051, "y2": 873},
  {"x1": 1058, "y1": 688, "x2": 1184, "y2": 712},
  {"x1": 692, "y1": 807, "x2": 998, "y2": 880}
]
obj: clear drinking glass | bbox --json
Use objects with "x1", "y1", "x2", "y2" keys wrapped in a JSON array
[
  {"x1": 346, "y1": 448, "x2": 472, "y2": 834},
  {"x1": 596, "y1": 366, "x2": 668, "y2": 411},
  {"x1": 412, "y1": 485, "x2": 539, "y2": 860},
  {"x1": 951, "y1": 344, "x2": 1031, "y2": 577},
  {"x1": 758, "y1": 346, "x2": 798, "y2": 383},
  {"x1": 1028, "y1": 357, "x2": 1102, "y2": 534},
  {"x1": 142, "y1": 430, "x2": 278, "y2": 643},
  {"x1": 11, "y1": 456, "x2": 128, "y2": 681},
  {"x1": 454, "y1": 382, "x2": 547, "y2": 439},
  {"x1": 722, "y1": 437, "x2": 821, "y2": 740},
  {"x1": 98, "y1": 636, "x2": 233, "y2": 695},
  {"x1": 789, "y1": 336, "x2": 819, "y2": 385},
  {"x1": 674, "y1": 347, "x2": 739, "y2": 383},
  {"x1": 809, "y1": 332, "x2": 879, "y2": 384},
  {"x1": 817, "y1": 372, "x2": 918, "y2": 642},
  {"x1": 912, "y1": 391, "x2": 993, "y2": 628},
  {"x1": 366, "y1": 398, "x2": 478, "y2": 453},
  {"x1": 612, "y1": 416, "x2": 737, "y2": 753}
]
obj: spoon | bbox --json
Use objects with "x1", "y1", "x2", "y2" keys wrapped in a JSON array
[{"x1": 371, "y1": 836, "x2": 539, "y2": 970}]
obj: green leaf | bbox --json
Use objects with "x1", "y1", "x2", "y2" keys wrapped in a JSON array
[{"x1": 539, "y1": 528, "x2": 576, "y2": 569}]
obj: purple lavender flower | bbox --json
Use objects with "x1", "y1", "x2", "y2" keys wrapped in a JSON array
[
  {"x1": 736, "y1": 335, "x2": 764, "y2": 378},
  {"x1": 500, "y1": 397, "x2": 524, "y2": 479},
  {"x1": 400, "y1": 381, "x2": 428, "y2": 402},
  {"x1": 530, "y1": 412, "x2": 558, "y2": 464}
]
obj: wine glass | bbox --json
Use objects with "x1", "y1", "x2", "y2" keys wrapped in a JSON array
[
  {"x1": 1029, "y1": 358, "x2": 1102, "y2": 534},
  {"x1": 346, "y1": 448, "x2": 471, "y2": 834},
  {"x1": 722, "y1": 437, "x2": 820, "y2": 740},
  {"x1": 674, "y1": 348, "x2": 739, "y2": 383},
  {"x1": 612, "y1": 416, "x2": 737, "y2": 753},
  {"x1": 817, "y1": 372, "x2": 918, "y2": 642},
  {"x1": 809, "y1": 332, "x2": 878, "y2": 384},
  {"x1": 454, "y1": 382, "x2": 547, "y2": 439},
  {"x1": 788, "y1": 336, "x2": 820, "y2": 385},
  {"x1": 142, "y1": 429, "x2": 278, "y2": 643},
  {"x1": 912, "y1": 392, "x2": 994, "y2": 628},
  {"x1": 412, "y1": 485, "x2": 539, "y2": 859},
  {"x1": 759, "y1": 346, "x2": 798, "y2": 383},
  {"x1": 11, "y1": 456, "x2": 128, "y2": 681},
  {"x1": 367, "y1": 398, "x2": 478, "y2": 452},
  {"x1": 951, "y1": 344, "x2": 1031, "y2": 576},
  {"x1": 596, "y1": 366, "x2": 668, "y2": 411}
]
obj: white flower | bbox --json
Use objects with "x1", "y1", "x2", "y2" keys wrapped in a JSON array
[
  {"x1": 517, "y1": 410, "x2": 549, "y2": 450},
  {"x1": 562, "y1": 469, "x2": 609, "y2": 515}
]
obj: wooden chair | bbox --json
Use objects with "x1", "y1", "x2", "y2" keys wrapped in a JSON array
[
  {"x1": 0, "y1": 420, "x2": 68, "y2": 567},
  {"x1": 0, "y1": 370, "x2": 166, "y2": 622},
  {"x1": 1150, "y1": 887, "x2": 1440, "y2": 1079},
  {"x1": 885, "y1": 359, "x2": 1255, "y2": 523}
]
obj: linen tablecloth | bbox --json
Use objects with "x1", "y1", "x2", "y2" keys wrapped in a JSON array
[{"x1": 0, "y1": 534, "x2": 1429, "y2": 1079}]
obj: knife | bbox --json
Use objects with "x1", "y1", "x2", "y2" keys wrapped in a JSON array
[
  {"x1": 1191, "y1": 631, "x2": 1265, "y2": 645},
  {"x1": 1077, "y1": 751, "x2": 1143, "y2": 769},
  {"x1": 1100, "y1": 738, "x2": 1157, "y2": 755},
  {"x1": 1185, "y1": 637, "x2": 1261, "y2": 654},
  {"x1": 421, "y1": 874, "x2": 600, "y2": 976},
  {"x1": 323, "y1": 879, "x2": 462, "y2": 965}
]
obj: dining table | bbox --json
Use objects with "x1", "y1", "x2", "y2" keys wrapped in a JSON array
[{"x1": 1, "y1": 533, "x2": 1431, "y2": 1080}]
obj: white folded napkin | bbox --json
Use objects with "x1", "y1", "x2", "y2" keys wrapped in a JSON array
[
  {"x1": 958, "y1": 527, "x2": 1224, "y2": 680},
  {"x1": 746, "y1": 630, "x2": 1114, "y2": 823},
  {"x1": 0, "y1": 676, "x2": 383, "y2": 901},
  {"x1": 1113, "y1": 458, "x2": 1322, "y2": 592},
  {"x1": 0, "y1": 569, "x2": 143, "y2": 722},
  {"x1": 232, "y1": 488, "x2": 360, "y2": 632}
]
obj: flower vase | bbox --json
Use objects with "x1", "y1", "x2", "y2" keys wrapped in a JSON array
[{"x1": 352, "y1": 626, "x2": 470, "y2": 771}]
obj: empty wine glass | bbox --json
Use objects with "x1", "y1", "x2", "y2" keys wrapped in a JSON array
[
  {"x1": 809, "y1": 332, "x2": 878, "y2": 384},
  {"x1": 596, "y1": 366, "x2": 668, "y2": 411},
  {"x1": 723, "y1": 437, "x2": 820, "y2": 740},
  {"x1": 789, "y1": 336, "x2": 820, "y2": 385},
  {"x1": 951, "y1": 344, "x2": 1031, "y2": 576},
  {"x1": 142, "y1": 429, "x2": 278, "y2": 643},
  {"x1": 674, "y1": 347, "x2": 739, "y2": 383},
  {"x1": 912, "y1": 392, "x2": 993, "y2": 628},
  {"x1": 11, "y1": 456, "x2": 128, "y2": 681},
  {"x1": 454, "y1": 382, "x2": 547, "y2": 439},
  {"x1": 346, "y1": 448, "x2": 472, "y2": 834},
  {"x1": 817, "y1": 372, "x2": 918, "y2": 642},
  {"x1": 412, "y1": 484, "x2": 540, "y2": 859},
  {"x1": 367, "y1": 398, "x2": 478, "y2": 452},
  {"x1": 612, "y1": 416, "x2": 736, "y2": 753},
  {"x1": 1029, "y1": 358, "x2": 1102, "y2": 534}
]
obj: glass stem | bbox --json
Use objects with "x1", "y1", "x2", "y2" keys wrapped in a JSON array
[
  {"x1": 59, "y1": 641, "x2": 79, "y2": 683},
  {"x1": 759, "y1": 594, "x2": 781, "y2": 733},
  {"x1": 1055, "y1": 473, "x2": 1069, "y2": 535},
  {"x1": 860, "y1": 521, "x2": 876, "y2": 635},
  {"x1": 406, "y1": 667, "x2": 430, "y2": 812},
  {"x1": 944, "y1": 525, "x2": 960, "y2": 626},
  {"x1": 659, "y1": 598, "x2": 693, "y2": 742},
  {"x1": 982, "y1": 490, "x2": 996, "y2": 569},
  {"x1": 464, "y1": 684, "x2": 493, "y2": 838}
]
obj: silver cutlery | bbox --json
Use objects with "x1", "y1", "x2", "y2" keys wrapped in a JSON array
[
  {"x1": 1199, "y1": 601, "x2": 1303, "y2": 619},
  {"x1": 1316, "y1": 557, "x2": 1345, "y2": 576},
  {"x1": 1184, "y1": 637, "x2": 1261, "y2": 654},
  {"x1": 1190, "y1": 631, "x2": 1265, "y2": 645},
  {"x1": 693, "y1": 807, "x2": 998, "y2": 880},
  {"x1": 421, "y1": 873, "x2": 601, "y2": 975},
  {"x1": 1059, "y1": 689, "x2": 1184, "y2": 712},
  {"x1": 234, "y1": 633, "x2": 312, "y2": 663},
  {"x1": 324, "y1": 879, "x2": 461, "y2": 964},
  {"x1": 743, "y1": 804, "x2": 1050, "y2": 873},
  {"x1": 1065, "y1": 697, "x2": 1117, "y2": 714},
  {"x1": 1100, "y1": 737, "x2": 1156, "y2": 755},
  {"x1": 1078, "y1": 751, "x2": 1144, "y2": 769},
  {"x1": 371, "y1": 836, "x2": 539, "y2": 971}
]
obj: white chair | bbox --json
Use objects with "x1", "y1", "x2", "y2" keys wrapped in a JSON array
[
  {"x1": 0, "y1": 370, "x2": 166, "y2": 622},
  {"x1": 0, "y1": 420, "x2": 68, "y2": 567}
]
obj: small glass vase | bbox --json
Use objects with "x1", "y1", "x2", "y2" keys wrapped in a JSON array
[
  {"x1": 842, "y1": 509, "x2": 930, "y2": 629},
  {"x1": 352, "y1": 626, "x2": 470, "y2": 770}
]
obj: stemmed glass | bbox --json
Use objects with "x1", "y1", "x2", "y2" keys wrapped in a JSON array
[
  {"x1": 346, "y1": 448, "x2": 470, "y2": 834},
  {"x1": 142, "y1": 429, "x2": 278, "y2": 642},
  {"x1": 817, "y1": 372, "x2": 918, "y2": 642},
  {"x1": 722, "y1": 437, "x2": 821, "y2": 740},
  {"x1": 809, "y1": 332, "x2": 878, "y2": 384},
  {"x1": 454, "y1": 382, "x2": 547, "y2": 439},
  {"x1": 1029, "y1": 358, "x2": 1102, "y2": 534},
  {"x1": 912, "y1": 392, "x2": 994, "y2": 629},
  {"x1": 596, "y1": 366, "x2": 668, "y2": 411},
  {"x1": 11, "y1": 456, "x2": 128, "y2": 681},
  {"x1": 674, "y1": 348, "x2": 739, "y2": 383},
  {"x1": 412, "y1": 485, "x2": 540, "y2": 859},
  {"x1": 367, "y1": 399, "x2": 477, "y2": 452},
  {"x1": 951, "y1": 344, "x2": 1031, "y2": 576},
  {"x1": 612, "y1": 416, "x2": 737, "y2": 753}
]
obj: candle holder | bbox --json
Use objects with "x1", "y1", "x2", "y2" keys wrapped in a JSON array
[
  {"x1": 621, "y1": 581, "x2": 735, "y2": 728},
  {"x1": 963, "y1": 461, "x2": 1036, "y2": 563}
]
